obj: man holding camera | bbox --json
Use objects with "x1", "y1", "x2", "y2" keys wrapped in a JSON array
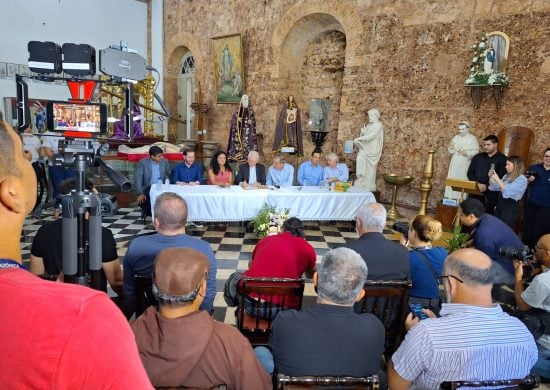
[
  {"x1": 389, "y1": 248, "x2": 537, "y2": 390},
  {"x1": 523, "y1": 148, "x2": 550, "y2": 249},
  {"x1": 514, "y1": 234, "x2": 550, "y2": 379}
]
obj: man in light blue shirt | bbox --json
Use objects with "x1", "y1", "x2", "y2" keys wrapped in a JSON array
[
  {"x1": 323, "y1": 152, "x2": 349, "y2": 184},
  {"x1": 266, "y1": 154, "x2": 294, "y2": 187},
  {"x1": 297, "y1": 150, "x2": 323, "y2": 186}
]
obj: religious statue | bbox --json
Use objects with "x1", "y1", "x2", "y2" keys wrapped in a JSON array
[
  {"x1": 110, "y1": 103, "x2": 144, "y2": 139},
  {"x1": 353, "y1": 109, "x2": 384, "y2": 191},
  {"x1": 273, "y1": 95, "x2": 303, "y2": 156},
  {"x1": 444, "y1": 121, "x2": 480, "y2": 200},
  {"x1": 227, "y1": 94, "x2": 257, "y2": 163},
  {"x1": 483, "y1": 42, "x2": 495, "y2": 74}
]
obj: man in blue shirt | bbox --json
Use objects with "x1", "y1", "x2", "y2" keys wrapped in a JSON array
[
  {"x1": 171, "y1": 148, "x2": 203, "y2": 185},
  {"x1": 266, "y1": 154, "x2": 294, "y2": 187},
  {"x1": 323, "y1": 152, "x2": 349, "y2": 184},
  {"x1": 123, "y1": 192, "x2": 217, "y2": 315},
  {"x1": 297, "y1": 150, "x2": 323, "y2": 186}
]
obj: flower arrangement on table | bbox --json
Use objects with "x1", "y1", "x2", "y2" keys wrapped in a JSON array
[
  {"x1": 465, "y1": 33, "x2": 509, "y2": 86},
  {"x1": 251, "y1": 203, "x2": 290, "y2": 239}
]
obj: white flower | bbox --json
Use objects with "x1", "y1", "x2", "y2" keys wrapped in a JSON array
[
  {"x1": 471, "y1": 45, "x2": 477, "y2": 50},
  {"x1": 478, "y1": 42, "x2": 485, "y2": 49},
  {"x1": 472, "y1": 57, "x2": 478, "y2": 63}
]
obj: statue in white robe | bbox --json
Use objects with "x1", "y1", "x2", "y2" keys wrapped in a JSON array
[{"x1": 354, "y1": 109, "x2": 384, "y2": 191}]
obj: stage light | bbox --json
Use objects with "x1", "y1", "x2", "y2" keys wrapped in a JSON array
[
  {"x1": 28, "y1": 41, "x2": 62, "y2": 74},
  {"x1": 62, "y1": 43, "x2": 96, "y2": 76}
]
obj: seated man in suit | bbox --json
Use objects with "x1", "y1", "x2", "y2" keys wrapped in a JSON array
[
  {"x1": 235, "y1": 150, "x2": 266, "y2": 187},
  {"x1": 343, "y1": 202, "x2": 409, "y2": 282},
  {"x1": 171, "y1": 148, "x2": 203, "y2": 185},
  {"x1": 135, "y1": 145, "x2": 171, "y2": 218},
  {"x1": 131, "y1": 247, "x2": 271, "y2": 389},
  {"x1": 256, "y1": 247, "x2": 385, "y2": 379},
  {"x1": 266, "y1": 154, "x2": 294, "y2": 187}
]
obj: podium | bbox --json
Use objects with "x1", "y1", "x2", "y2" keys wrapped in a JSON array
[{"x1": 439, "y1": 179, "x2": 482, "y2": 228}]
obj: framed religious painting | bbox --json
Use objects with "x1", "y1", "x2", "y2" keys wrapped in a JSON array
[{"x1": 211, "y1": 33, "x2": 245, "y2": 104}]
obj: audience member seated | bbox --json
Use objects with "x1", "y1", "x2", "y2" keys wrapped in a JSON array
[
  {"x1": 402, "y1": 215, "x2": 447, "y2": 313},
  {"x1": 235, "y1": 150, "x2": 266, "y2": 187},
  {"x1": 30, "y1": 178, "x2": 123, "y2": 295},
  {"x1": 131, "y1": 248, "x2": 271, "y2": 389},
  {"x1": 135, "y1": 145, "x2": 171, "y2": 218},
  {"x1": 297, "y1": 149, "x2": 323, "y2": 186},
  {"x1": 514, "y1": 234, "x2": 550, "y2": 380},
  {"x1": 342, "y1": 202, "x2": 409, "y2": 282},
  {"x1": 488, "y1": 155, "x2": 528, "y2": 229},
  {"x1": 207, "y1": 150, "x2": 233, "y2": 186},
  {"x1": 123, "y1": 192, "x2": 217, "y2": 314},
  {"x1": 323, "y1": 152, "x2": 349, "y2": 184},
  {"x1": 257, "y1": 247, "x2": 385, "y2": 381},
  {"x1": 266, "y1": 154, "x2": 294, "y2": 187},
  {"x1": 171, "y1": 148, "x2": 203, "y2": 185},
  {"x1": 458, "y1": 198, "x2": 524, "y2": 287},
  {"x1": 388, "y1": 248, "x2": 537, "y2": 390},
  {"x1": 0, "y1": 120, "x2": 151, "y2": 387},
  {"x1": 240, "y1": 217, "x2": 316, "y2": 316},
  {"x1": 523, "y1": 147, "x2": 550, "y2": 249}
]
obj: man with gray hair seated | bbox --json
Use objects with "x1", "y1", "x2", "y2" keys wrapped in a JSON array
[
  {"x1": 323, "y1": 152, "x2": 349, "y2": 184},
  {"x1": 235, "y1": 150, "x2": 266, "y2": 187},
  {"x1": 389, "y1": 248, "x2": 537, "y2": 390},
  {"x1": 258, "y1": 247, "x2": 385, "y2": 378},
  {"x1": 266, "y1": 153, "x2": 294, "y2": 187},
  {"x1": 342, "y1": 202, "x2": 409, "y2": 281}
]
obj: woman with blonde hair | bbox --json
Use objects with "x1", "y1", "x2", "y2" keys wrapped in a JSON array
[
  {"x1": 401, "y1": 215, "x2": 447, "y2": 313},
  {"x1": 489, "y1": 155, "x2": 528, "y2": 228}
]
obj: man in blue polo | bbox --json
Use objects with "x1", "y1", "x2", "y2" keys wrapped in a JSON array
[
  {"x1": 171, "y1": 148, "x2": 203, "y2": 185},
  {"x1": 266, "y1": 154, "x2": 294, "y2": 187},
  {"x1": 297, "y1": 149, "x2": 323, "y2": 186}
]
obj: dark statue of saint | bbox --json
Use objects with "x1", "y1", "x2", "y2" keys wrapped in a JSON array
[
  {"x1": 273, "y1": 95, "x2": 303, "y2": 156},
  {"x1": 227, "y1": 94, "x2": 257, "y2": 163}
]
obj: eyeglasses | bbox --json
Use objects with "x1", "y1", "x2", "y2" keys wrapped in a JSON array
[{"x1": 436, "y1": 275, "x2": 464, "y2": 284}]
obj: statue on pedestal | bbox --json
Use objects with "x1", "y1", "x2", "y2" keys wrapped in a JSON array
[
  {"x1": 273, "y1": 95, "x2": 303, "y2": 156},
  {"x1": 444, "y1": 121, "x2": 479, "y2": 200},
  {"x1": 354, "y1": 109, "x2": 384, "y2": 191},
  {"x1": 227, "y1": 94, "x2": 257, "y2": 163}
]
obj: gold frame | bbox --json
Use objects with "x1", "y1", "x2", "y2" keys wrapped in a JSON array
[
  {"x1": 486, "y1": 31, "x2": 510, "y2": 74},
  {"x1": 211, "y1": 33, "x2": 245, "y2": 104}
]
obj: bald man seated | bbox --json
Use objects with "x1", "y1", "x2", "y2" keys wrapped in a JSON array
[
  {"x1": 389, "y1": 248, "x2": 537, "y2": 390},
  {"x1": 131, "y1": 248, "x2": 271, "y2": 389}
]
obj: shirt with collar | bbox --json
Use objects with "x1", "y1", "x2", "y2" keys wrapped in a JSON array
[{"x1": 267, "y1": 163, "x2": 294, "y2": 187}]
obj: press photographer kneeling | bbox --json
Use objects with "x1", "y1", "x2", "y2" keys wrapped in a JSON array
[{"x1": 514, "y1": 234, "x2": 550, "y2": 379}]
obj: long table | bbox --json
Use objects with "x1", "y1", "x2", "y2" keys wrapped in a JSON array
[{"x1": 149, "y1": 184, "x2": 375, "y2": 222}]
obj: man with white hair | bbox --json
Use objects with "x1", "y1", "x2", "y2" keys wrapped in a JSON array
[
  {"x1": 235, "y1": 150, "x2": 266, "y2": 187},
  {"x1": 323, "y1": 152, "x2": 349, "y2": 184},
  {"x1": 266, "y1": 154, "x2": 294, "y2": 187},
  {"x1": 265, "y1": 247, "x2": 385, "y2": 377},
  {"x1": 342, "y1": 202, "x2": 409, "y2": 281}
]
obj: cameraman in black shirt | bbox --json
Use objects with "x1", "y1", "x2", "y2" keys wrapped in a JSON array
[{"x1": 467, "y1": 134, "x2": 507, "y2": 214}]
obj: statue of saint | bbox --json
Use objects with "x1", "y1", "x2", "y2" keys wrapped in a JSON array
[
  {"x1": 354, "y1": 109, "x2": 384, "y2": 191},
  {"x1": 273, "y1": 95, "x2": 303, "y2": 156},
  {"x1": 227, "y1": 94, "x2": 257, "y2": 163},
  {"x1": 483, "y1": 42, "x2": 496, "y2": 74},
  {"x1": 444, "y1": 121, "x2": 480, "y2": 200}
]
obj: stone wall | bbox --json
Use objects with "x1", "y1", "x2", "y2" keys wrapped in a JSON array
[{"x1": 163, "y1": 0, "x2": 550, "y2": 211}]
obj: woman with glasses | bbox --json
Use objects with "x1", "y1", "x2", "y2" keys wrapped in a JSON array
[
  {"x1": 488, "y1": 155, "x2": 528, "y2": 229},
  {"x1": 401, "y1": 215, "x2": 447, "y2": 314},
  {"x1": 523, "y1": 147, "x2": 550, "y2": 249}
]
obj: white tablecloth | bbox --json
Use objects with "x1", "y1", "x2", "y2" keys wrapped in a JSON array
[{"x1": 149, "y1": 184, "x2": 375, "y2": 222}]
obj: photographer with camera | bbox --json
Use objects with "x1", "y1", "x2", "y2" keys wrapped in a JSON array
[
  {"x1": 514, "y1": 234, "x2": 550, "y2": 379},
  {"x1": 523, "y1": 147, "x2": 550, "y2": 249},
  {"x1": 398, "y1": 215, "x2": 447, "y2": 314}
]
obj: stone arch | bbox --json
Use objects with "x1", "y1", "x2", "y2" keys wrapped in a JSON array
[
  {"x1": 271, "y1": 0, "x2": 365, "y2": 79},
  {"x1": 164, "y1": 31, "x2": 203, "y2": 141}
]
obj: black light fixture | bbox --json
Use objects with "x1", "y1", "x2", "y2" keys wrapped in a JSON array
[
  {"x1": 62, "y1": 43, "x2": 96, "y2": 76},
  {"x1": 28, "y1": 41, "x2": 62, "y2": 74}
]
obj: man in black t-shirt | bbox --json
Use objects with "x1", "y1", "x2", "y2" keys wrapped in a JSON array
[
  {"x1": 467, "y1": 134, "x2": 507, "y2": 214},
  {"x1": 30, "y1": 179, "x2": 123, "y2": 294}
]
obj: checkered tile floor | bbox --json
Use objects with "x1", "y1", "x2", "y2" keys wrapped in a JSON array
[{"x1": 20, "y1": 207, "x2": 399, "y2": 324}]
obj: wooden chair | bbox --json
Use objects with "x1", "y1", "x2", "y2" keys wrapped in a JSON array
[
  {"x1": 357, "y1": 279, "x2": 412, "y2": 359},
  {"x1": 236, "y1": 277, "x2": 305, "y2": 346},
  {"x1": 439, "y1": 374, "x2": 540, "y2": 389},
  {"x1": 134, "y1": 274, "x2": 157, "y2": 318},
  {"x1": 276, "y1": 373, "x2": 380, "y2": 389}
]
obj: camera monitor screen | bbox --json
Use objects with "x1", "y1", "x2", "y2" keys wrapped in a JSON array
[{"x1": 46, "y1": 101, "x2": 107, "y2": 134}]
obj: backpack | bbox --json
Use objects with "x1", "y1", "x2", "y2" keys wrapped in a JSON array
[{"x1": 223, "y1": 271, "x2": 243, "y2": 307}]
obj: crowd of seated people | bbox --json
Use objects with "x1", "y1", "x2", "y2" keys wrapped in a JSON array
[{"x1": 2, "y1": 111, "x2": 550, "y2": 388}]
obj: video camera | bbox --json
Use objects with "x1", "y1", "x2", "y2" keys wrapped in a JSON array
[
  {"x1": 392, "y1": 221, "x2": 410, "y2": 240},
  {"x1": 498, "y1": 246, "x2": 533, "y2": 263}
]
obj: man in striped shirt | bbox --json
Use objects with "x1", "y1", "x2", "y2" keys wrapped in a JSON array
[{"x1": 388, "y1": 248, "x2": 537, "y2": 390}]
